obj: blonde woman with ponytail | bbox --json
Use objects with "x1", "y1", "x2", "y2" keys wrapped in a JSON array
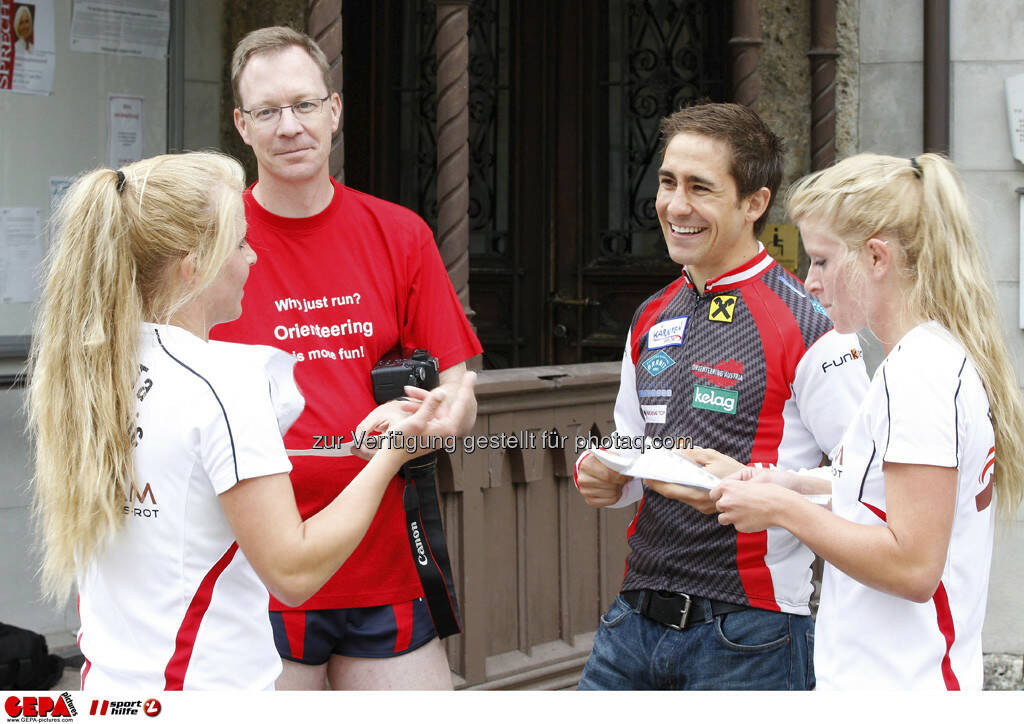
[
  {"x1": 703, "y1": 153, "x2": 1023, "y2": 690},
  {"x1": 29, "y1": 152, "x2": 476, "y2": 690}
]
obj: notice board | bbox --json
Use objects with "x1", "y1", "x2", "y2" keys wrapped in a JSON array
[{"x1": 0, "y1": 1, "x2": 167, "y2": 361}]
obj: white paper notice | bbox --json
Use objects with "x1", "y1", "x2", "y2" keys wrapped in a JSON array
[
  {"x1": 109, "y1": 95, "x2": 143, "y2": 168},
  {"x1": 49, "y1": 176, "x2": 74, "y2": 210},
  {"x1": 0, "y1": 0, "x2": 57, "y2": 95},
  {"x1": 1006, "y1": 73, "x2": 1024, "y2": 165},
  {"x1": 591, "y1": 445, "x2": 831, "y2": 505},
  {"x1": 0, "y1": 207, "x2": 43, "y2": 303},
  {"x1": 70, "y1": 0, "x2": 169, "y2": 58}
]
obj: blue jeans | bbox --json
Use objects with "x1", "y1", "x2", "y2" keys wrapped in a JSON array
[{"x1": 578, "y1": 594, "x2": 814, "y2": 690}]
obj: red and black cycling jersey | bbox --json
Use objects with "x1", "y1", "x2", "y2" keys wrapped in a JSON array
[{"x1": 603, "y1": 245, "x2": 868, "y2": 613}]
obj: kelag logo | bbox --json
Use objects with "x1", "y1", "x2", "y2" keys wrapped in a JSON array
[
  {"x1": 691, "y1": 384, "x2": 737, "y2": 414},
  {"x1": 4, "y1": 694, "x2": 76, "y2": 719}
]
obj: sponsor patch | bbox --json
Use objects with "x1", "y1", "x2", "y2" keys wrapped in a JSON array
[
  {"x1": 708, "y1": 294, "x2": 737, "y2": 323},
  {"x1": 690, "y1": 359, "x2": 744, "y2": 388},
  {"x1": 821, "y1": 348, "x2": 862, "y2": 374},
  {"x1": 691, "y1": 384, "x2": 738, "y2": 414},
  {"x1": 641, "y1": 350, "x2": 676, "y2": 377},
  {"x1": 976, "y1": 446, "x2": 995, "y2": 512},
  {"x1": 638, "y1": 388, "x2": 672, "y2": 398},
  {"x1": 810, "y1": 298, "x2": 828, "y2": 316},
  {"x1": 641, "y1": 404, "x2": 667, "y2": 424},
  {"x1": 647, "y1": 316, "x2": 688, "y2": 349}
]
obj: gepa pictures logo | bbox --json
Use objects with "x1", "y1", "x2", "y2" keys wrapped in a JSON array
[{"x1": 4, "y1": 693, "x2": 76, "y2": 719}]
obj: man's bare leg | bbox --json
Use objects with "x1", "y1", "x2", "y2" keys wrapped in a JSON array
[
  {"x1": 326, "y1": 638, "x2": 453, "y2": 690},
  {"x1": 275, "y1": 659, "x2": 328, "y2": 690}
]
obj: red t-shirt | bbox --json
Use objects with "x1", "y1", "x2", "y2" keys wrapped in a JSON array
[{"x1": 212, "y1": 179, "x2": 481, "y2": 609}]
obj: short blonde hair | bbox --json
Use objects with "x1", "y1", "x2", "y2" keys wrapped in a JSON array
[
  {"x1": 231, "y1": 26, "x2": 332, "y2": 108},
  {"x1": 14, "y1": 6, "x2": 32, "y2": 38}
]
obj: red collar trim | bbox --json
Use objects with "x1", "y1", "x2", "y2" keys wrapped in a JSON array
[{"x1": 682, "y1": 243, "x2": 776, "y2": 294}]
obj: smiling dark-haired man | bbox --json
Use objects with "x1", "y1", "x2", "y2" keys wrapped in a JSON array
[{"x1": 574, "y1": 102, "x2": 868, "y2": 690}]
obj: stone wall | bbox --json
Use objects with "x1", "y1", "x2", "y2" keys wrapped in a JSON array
[
  {"x1": 834, "y1": 0, "x2": 859, "y2": 160},
  {"x1": 758, "y1": 0, "x2": 812, "y2": 218},
  {"x1": 756, "y1": 0, "x2": 861, "y2": 274}
]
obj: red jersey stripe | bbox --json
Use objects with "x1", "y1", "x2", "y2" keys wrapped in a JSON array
[
  {"x1": 281, "y1": 610, "x2": 307, "y2": 661},
  {"x1": 163, "y1": 542, "x2": 240, "y2": 690},
  {"x1": 392, "y1": 600, "x2": 415, "y2": 653},
  {"x1": 860, "y1": 501, "x2": 960, "y2": 689},
  {"x1": 630, "y1": 276, "x2": 689, "y2": 365},
  {"x1": 76, "y1": 596, "x2": 92, "y2": 688},
  {"x1": 976, "y1": 446, "x2": 995, "y2": 512},
  {"x1": 861, "y1": 501, "x2": 887, "y2": 521},
  {"x1": 743, "y1": 279, "x2": 803, "y2": 466},
  {"x1": 727, "y1": 278, "x2": 804, "y2": 610},
  {"x1": 735, "y1": 531, "x2": 779, "y2": 611}
]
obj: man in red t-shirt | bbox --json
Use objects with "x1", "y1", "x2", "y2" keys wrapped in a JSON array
[{"x1": 212, "y1": 26, "x2": 481, "y2": 690}]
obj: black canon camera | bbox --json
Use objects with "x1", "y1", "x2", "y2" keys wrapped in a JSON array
[{"x1": 371, "y1": 349, "x2": 439, "y2": 403}]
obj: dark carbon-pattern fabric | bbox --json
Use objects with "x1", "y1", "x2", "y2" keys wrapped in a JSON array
[
  {"x1": 621, "y1": 258, "x2": 835, "y2": 608},
  {"x1": 759, "y1": 267, "x2": 834, "y2": 350}
]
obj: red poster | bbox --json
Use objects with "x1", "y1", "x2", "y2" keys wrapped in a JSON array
[{"x1": 0, "y1": 0, "x2": 13, "y2": 89}]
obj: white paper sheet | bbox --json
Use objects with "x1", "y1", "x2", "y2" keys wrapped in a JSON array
[
  {"x1": 0, "y1": 207, "x2": 42, "y2": 303},
  {"x1": 592, "y1": 444, "x2": 831, "y2": 505},
  {"x1": 108, "y1": 95, "x2": 143, "y2": 168},
  {"x1": 70, "y1": 0, "x2": 169, "y2": 58}
]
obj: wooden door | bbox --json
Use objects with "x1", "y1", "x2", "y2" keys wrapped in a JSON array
[{"x1": 343, "y1": 0, "x2": 730, "y2": 368}]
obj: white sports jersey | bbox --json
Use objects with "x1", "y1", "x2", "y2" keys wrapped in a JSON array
[
  {"x1": 77, "y1": 323, "x2": 301, "y2": 690},
  {"x1": 816, "y1": 322, "x2": 996, "y2": 690}
]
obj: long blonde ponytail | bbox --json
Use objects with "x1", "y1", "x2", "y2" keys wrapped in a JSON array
[
  {"x1": 29, "y1": 152, "x2": 245, "y2": 601},
  {"x1": 787, "y1": 153, "x2": 1024, "y2": 518}
]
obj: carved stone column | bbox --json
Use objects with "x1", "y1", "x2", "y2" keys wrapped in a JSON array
[
  {"x1": 435, "y1": 0, "x2": 474, "y2": 317},
  {"x1": 307, "y1": 0, "x2": 345, "y2": 181},
  {"x1": 729, "y1": 0, "x2": 762, "y2": 108},
  {"x1": 809, "y1": 0, "x2": 838, "y2": 170}
]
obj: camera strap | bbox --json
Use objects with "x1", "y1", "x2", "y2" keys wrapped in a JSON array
[{"x1": 402, "y1": 454, "x2": 462, "y2": 638}]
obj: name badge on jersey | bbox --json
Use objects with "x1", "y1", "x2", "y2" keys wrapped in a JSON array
[
  {"x1": 647, "y1": 316, "x2": 688, "y2": 349},
  {"x1": 641, "y1": 404, "x2": 667, "y2": 424}
]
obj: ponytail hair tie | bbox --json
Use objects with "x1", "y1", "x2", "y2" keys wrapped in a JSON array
[
  {"x1": 115, "y1": 170, "x2": 127, "y2": 194},
  {"x1": 909, "y1": 157, "x2": 922, "y2": 179}
]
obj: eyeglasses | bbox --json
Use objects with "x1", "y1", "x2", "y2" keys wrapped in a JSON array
[{"x1": 239, "y1": 96, "x2": 330, "y2": 125}]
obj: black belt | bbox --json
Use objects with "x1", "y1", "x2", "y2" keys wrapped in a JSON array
[{"x1": 622, "y1": 589, "x2": 748, "y2": 631}]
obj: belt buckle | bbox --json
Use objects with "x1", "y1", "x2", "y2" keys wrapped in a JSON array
[{"x1": 666, "y1": 593, "x2": 692, "y2": 631}]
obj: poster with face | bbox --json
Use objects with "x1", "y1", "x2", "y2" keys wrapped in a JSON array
[{"x1": 0, "y1": 0, "x2": 56, "y2": 94}]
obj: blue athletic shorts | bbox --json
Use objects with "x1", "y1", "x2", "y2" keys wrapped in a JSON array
[{"x1": 270, "y1": 597, "x2": 437, "y2": 663}]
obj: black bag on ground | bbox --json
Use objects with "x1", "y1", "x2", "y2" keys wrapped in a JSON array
[{"x1": 0, "y1": 622, "x2": 64, "y2": 690}]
